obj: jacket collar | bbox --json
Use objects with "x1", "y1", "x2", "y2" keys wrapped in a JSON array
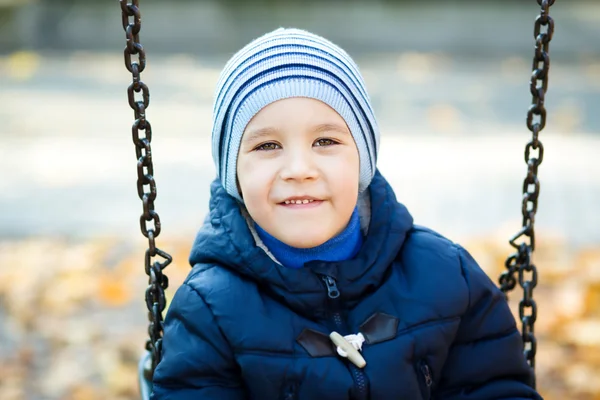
[{"x1": 189, "y1": 170, "x2": 414, "y2": 318}]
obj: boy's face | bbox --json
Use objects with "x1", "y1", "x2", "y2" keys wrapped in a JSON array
[{"x1": 237, "y1": 97, "x2": 360, "y2": 249}]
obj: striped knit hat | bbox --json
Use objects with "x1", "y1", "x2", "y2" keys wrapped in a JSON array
[{"x1": 212, "y1": 27, "x2": 380, "y2": 202}]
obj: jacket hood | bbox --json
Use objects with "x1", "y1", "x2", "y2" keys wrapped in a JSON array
[{"x1": 189, "y1": 170, "x2": 414, "y2": 318}]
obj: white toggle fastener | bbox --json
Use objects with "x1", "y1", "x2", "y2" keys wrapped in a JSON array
[{"x1": 329, "y1": 331, "x2": 366, "y2": 368}]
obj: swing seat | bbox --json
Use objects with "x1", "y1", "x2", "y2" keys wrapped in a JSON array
[{"x1": 138, "y1": 351, "x2": 152, "y2": 400}]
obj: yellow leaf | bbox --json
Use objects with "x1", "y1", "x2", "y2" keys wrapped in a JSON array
[
  {"x1": 7, "y1": 51, "x2": 40, "y2": 81},
  {"x1": 97, "y1": 274, "x2": 132, "y2": 307}
]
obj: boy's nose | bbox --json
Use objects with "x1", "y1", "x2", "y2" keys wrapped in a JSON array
[{"x1": 279, "y1": 149, "x2": 319, "y2": 182}]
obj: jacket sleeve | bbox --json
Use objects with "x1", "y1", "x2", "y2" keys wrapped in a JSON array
[
  {"x1": 150, "y1": 282, "x2": 246, "y2": 400},
  {"x1": 434, "y1": 246, "x2": 542, "y2": 400}
]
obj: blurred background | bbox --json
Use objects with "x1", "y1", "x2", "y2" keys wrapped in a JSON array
[{"x1": 0, "y1": 0, "x2": 599, "y2": 399}]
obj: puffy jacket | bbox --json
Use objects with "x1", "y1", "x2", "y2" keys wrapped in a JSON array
[{"x1": 151, "y1": 171, "x2": 541, "y2": 400}]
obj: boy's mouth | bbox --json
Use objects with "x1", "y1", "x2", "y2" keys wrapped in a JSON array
[{"x1": 278, "y1": 196, "x2": 324, "y2": 207}]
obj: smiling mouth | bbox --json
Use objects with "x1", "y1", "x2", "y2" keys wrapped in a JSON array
[
  {"x1": 283, "y1": 199, "x2": 316, "y2": 205},
  {"x1": 278, "y1": 198, "x2": 324, "y2": 208}
]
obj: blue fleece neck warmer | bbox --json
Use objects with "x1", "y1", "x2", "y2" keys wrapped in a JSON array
[{"x1": 254, "y1": 207, "x2": 363, "y2": 269}]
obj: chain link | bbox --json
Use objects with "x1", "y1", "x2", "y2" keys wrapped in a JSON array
[
  {"x1": 120, "y1": 0, "x2": 172, "y2": 380},
  {"x1": 499, "y1": 0, "x2": 555, "y2": 388}
]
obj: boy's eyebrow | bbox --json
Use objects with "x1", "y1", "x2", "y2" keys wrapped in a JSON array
[
  {"x1": 313, "y1": 123, "x2": 350, "y2": 135},
  {"x1": 242, "y1": 127, "x2": 279, "y2": 144}
]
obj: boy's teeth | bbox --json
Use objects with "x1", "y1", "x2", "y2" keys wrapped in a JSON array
[{"x1": 284, "y1": 199, "x2": 314, "y2": 204}]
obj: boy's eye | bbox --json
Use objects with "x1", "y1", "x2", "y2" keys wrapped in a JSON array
[
  {"x1": 314, "y1": 138, "x2": 338, "y2": 147},
  {"x1": 254, "y1": 142, "x2": 280, "y2": 151}
]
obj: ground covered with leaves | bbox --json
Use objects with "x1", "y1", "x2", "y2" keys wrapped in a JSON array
[{"x1": 0, "y1": 232, "x2": 598, "y2": 400}]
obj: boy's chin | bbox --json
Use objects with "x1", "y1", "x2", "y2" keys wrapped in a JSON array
[{"x1": 279, "y1": 232, "x2": 332, "y2": 249}]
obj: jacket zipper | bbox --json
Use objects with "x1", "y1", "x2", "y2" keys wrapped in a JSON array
[
  {"x1": 322, "y1": 275, "x2": 340, "y2": 299},
  {"x1": 416, "y1": 359, "x2": 433, "y2": 400},
  {"x1": 322, "y1": 275, "x2": 369, "y2": 400}
]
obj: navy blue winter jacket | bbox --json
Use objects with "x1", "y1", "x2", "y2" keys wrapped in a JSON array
[{"x1": 151, "y1": 171, "x2": 541, "y2": 400}]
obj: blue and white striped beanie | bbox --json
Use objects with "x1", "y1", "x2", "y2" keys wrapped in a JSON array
[{"x1": 212, "y1": 27, "x2": 380, "y2": 202}]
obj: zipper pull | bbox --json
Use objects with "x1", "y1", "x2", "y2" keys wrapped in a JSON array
[
  {"x1": 421, "y1": 363, "x2": 433, "y2": 387},
  {"x1": 322, "y1": 276, "x2": 340, "y2": 299}
]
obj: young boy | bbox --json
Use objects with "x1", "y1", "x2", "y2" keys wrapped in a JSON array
[{"x1": 151, "y1": 28, "x2": 541, "y2": 400}]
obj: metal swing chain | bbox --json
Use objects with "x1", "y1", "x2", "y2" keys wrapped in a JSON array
[
  {"x1": 499, "y1": 0, "x2": 555, "y2": 383},
  {"x1": 120, "y1": 0, "x2": 172, "y2": 379}
]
